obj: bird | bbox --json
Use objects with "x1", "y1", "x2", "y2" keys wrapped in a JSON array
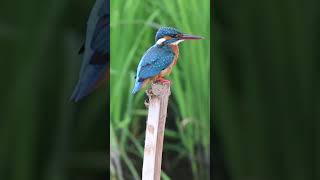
[
  {"x1": 131, "y1": 27, "x2": 203, "y2": 94},
  {"x1": 70, "y1": 0, "x2": 109, "y2": 102}
]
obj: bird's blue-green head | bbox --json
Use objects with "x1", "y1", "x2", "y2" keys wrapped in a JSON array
[{"x1": 155, "y1": 27, "x2": 203, "y2": 45}]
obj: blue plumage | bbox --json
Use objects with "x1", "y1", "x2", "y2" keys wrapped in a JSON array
[
  {"x1": 132, "y1": 27, "x2": 203, "y2": 94},
  {"x1": 70, "y1": 0, "x2": 109, "y2": 102},
  {"x1": 132, "y1": 81, "x2": 143, "y2": 94},
  {"x1": 132, "y1": 45, "x2": 175, "y2": 94},
  {"x1": 137, "y1": 45, "x2": 175, "y2": 80},
  {"x1": 155, "y1": 27, "x2": 181, "y2": 41}
]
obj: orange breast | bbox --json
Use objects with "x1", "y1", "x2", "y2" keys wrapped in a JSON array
[
  {"x1": 169, "y1": 45, "x2": 179, "y2": 65},
  {"x1": 159, "y1": 45, "x2": 179, "y2": 77}
]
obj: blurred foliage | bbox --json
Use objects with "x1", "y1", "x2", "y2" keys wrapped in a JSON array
[
  {"x1": 0, "y1": 0, "x2": 108, "y2": 180},
  {"x1": 110, "y1": 0, "x2": 210, "y2": 179},
  {"x1": 214, "y1": 0, "x2": 319, "y2": 180}
]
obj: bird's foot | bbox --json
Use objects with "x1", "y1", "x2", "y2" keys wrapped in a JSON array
[
  {"x1": 154, "y1": 77, "x2": 171, "y2": 85},
  {"x1": 146, "y1": 88, "x2": 153, "y2": 95}
]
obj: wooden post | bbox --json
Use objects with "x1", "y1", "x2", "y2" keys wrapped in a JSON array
[{"x1": 142, "y1": 82, "x2": 171, "y2": 180}]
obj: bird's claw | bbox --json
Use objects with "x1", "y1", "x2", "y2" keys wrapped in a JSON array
[
  {"x1": 146, "y1": 88, "x2": 153, "y2": 95},
  {"x1": 154, "y1": 78, "x2": 171, "y2": 85}
]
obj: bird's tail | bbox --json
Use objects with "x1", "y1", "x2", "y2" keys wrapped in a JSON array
[
  {"x1": 70, "y1": 82, "x2": 83, "y2": 102},
  {"x1": 70, "y1": 81, "x2": 93, "y2": 103},
  {"x1": 131, "y1": 81, "x2": 143, "y2": 94}
]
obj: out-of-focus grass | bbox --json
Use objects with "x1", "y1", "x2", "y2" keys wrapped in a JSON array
[
  {"x1": 110, "y1": 0, "x2": 210, "y2": 179},
  {"x1": 214, "y1": 0, "x2": 320, "y2": 180}
]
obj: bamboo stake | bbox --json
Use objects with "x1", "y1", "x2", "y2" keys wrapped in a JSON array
[{"x1": 142, "y1": 82, "x2": 171, "y2": 180}]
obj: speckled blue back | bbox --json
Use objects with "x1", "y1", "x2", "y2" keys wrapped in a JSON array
[{"x1": 136, "y1": 44, "x2": 175, "y2": 81}]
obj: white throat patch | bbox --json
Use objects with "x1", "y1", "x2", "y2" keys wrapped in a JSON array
[
  {"x1": 156, "y1": 38, "x2": 184, "y2": 45},
  {"x1": 156, "y1": 38, "x2": 166, "y2": 45},
  {"x1": 171, "y1": 40, "x2": 184, "y2": 45}
]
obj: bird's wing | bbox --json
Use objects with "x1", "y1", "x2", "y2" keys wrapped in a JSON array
[
  {"x1": 91, "y1": 14, "x2": 109, "y2": 55},
  {"x1": 137, "y1": 45, "x2": 175, "y2": 81},
  {"x1": 78, "y1": 0, "x2": 109, "y2": 59},
  {"x1": 89, "y1": 0, "x2": 109, "y2": 65},
  {"x1": 70, "y1": 0, "x2": 109, "y2": 102},
  {"x1": 89, "y1": 14, "x2": 109, "y2": 65}
]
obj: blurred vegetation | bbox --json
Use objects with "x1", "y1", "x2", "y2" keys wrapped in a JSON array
[
  {"x1": 110, "y1": 0, "x2": 210, "y2": 179},
  {"x1": 0, "y1": 0, "x2": 108, "y2": 180},
  {"x1": 214, "y1": 0, "x2": 319, "y2": 180}
]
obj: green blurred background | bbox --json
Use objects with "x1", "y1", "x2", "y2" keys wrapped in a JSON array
[
  {"x1": 0, "y1": 0, "x2": 108, "y2": 180},
  {"x1": 110, "y1": 0, "x2": 210, "y2": 179},
  {"x1": 214, "y1": 0, "x2": 319, "y2": 180}
]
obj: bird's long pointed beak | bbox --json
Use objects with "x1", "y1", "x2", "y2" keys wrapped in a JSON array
[{"x1": 180, "y1": 33, "x2": 204, "y2": 40}]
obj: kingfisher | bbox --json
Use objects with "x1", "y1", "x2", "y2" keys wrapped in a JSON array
[
  {"x1": 70, "y1": 0, "x2": 109, "y2": 102},
  {"x1": 132, "y1": 27, "x2": 203, "y2": 94}
]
